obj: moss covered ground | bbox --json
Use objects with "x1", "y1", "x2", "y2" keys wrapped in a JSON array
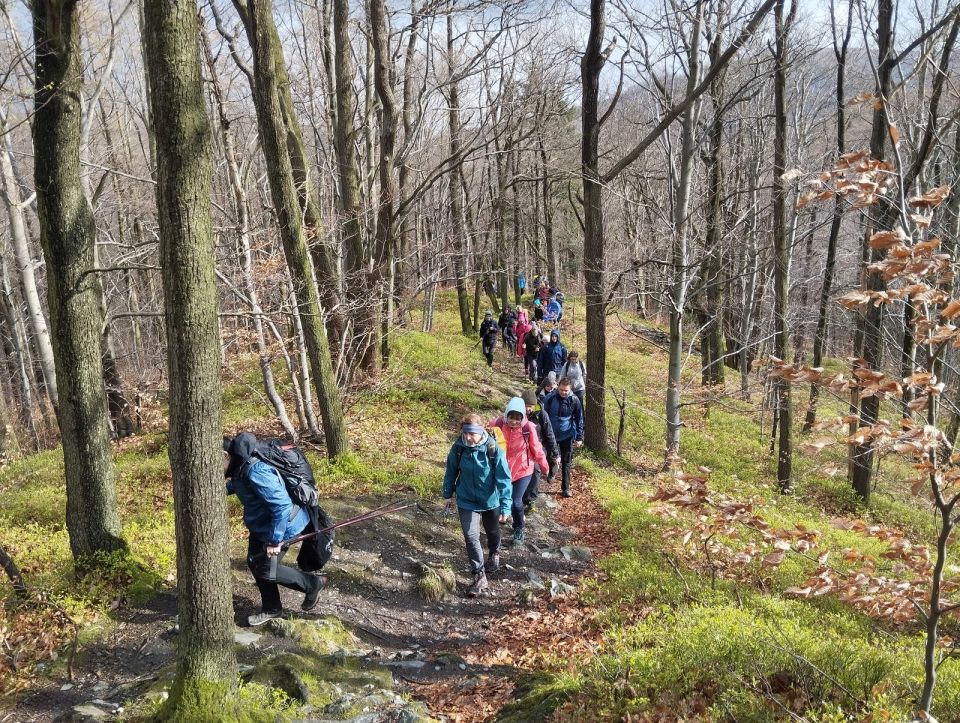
[{"x1": 0, "y1": 292, "x2": 958, "y2": 721}]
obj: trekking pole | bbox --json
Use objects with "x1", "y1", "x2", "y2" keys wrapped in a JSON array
[{"x1": 280, "y1": 499, "x2": 419, "y2": 549}]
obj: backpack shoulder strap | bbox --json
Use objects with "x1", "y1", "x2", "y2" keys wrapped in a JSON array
[{"x1": 579, "y1": 360, "x2": 585, "y2": 375}]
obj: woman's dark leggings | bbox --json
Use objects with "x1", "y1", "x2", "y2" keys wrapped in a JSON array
[{"x1": 511, "y1": 474, "x2": 532, "y2": 531}]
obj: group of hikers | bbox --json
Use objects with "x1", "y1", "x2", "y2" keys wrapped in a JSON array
[
  {"x1": 453, "y1": 276, "x2": 586, "y2": 595},
  {"x1": 442, "y1": 382, "x2": 584, "y2": 596},
  {"x1": 224, "y1": 275, "x2": 586, "y2": 622}
]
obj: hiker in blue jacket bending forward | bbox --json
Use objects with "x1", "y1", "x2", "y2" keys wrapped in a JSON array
[{"x1": 225, "y1": 433, "x2": 326, "y2": 626}]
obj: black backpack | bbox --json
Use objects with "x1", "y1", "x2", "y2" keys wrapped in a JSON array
[
  {"x1": 254, "y1": 439, "x2": 319, "y2": 508},
  {"x1": 298, "y1": 504, "x2": 335, "y2": 572},
  {"x1": 253, "y1": 439, "x2": 334, "y2": 571}
]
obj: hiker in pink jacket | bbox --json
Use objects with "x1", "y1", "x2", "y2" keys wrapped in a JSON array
[
  {"x1": 489, "y1": 396, "x2": 549, "y2": 545},
  {"x1": 515, "y1": 310, "x2": 532, "y2": 358}
]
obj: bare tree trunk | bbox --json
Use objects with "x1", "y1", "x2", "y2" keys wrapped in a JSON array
[
  {"x1": 370, "y1": 0, "x2": 397, "y2": 368},
  {"x1": 851, "y1": 0, "x2": 894, "y2": 504},
  {"x1": 143, "y1": 0, "x2": 236, "y2": 709},
  {"x1": 33, "y1": 0, "x2": 125, "y2": 559},
  {"x1": 666, "y1": 5, "x2": 704, "y2": 461},
  {"x1": 700, "y1": 18, "x2": 726, "y2": 387},
  {"x1": 447, "y1": 14, "x2": 473, "y2": 336},
  {"x1": 333, "y1": 0, "x2": 377, "y2": 373},
  {"x1": 539, "y1": 137, "x2": 557, "y2": 284},
  {"x1": 803, "y1": 18, "x2": 847, "y2": 428},
  {"x1": 0, "y1": 118, "x2": 58, "y2": 410},
  {"x1": 0, "y1": 252, "x2": 39, "y2": 448},
  {"x1": 202, "y1": 31, "x2": 297, "y2": 440},
  {"x1": 772, "y1": 0, "x2": 797, "y2": 492},
  {"x1": 582, "y1": 0, "x2": 609, "y2": 452},
  {"x1": 738, "y1": 151, "x2": 762, "y2": 399},
  {"x1": 229, "y1": 0, "x2": 346, "y2": 355},
  {"x1": 245, "y1": 0, "x2": 349, "y2": 458}
]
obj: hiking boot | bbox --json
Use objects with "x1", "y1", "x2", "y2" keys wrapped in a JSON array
[
  {"x1": 562, "y1": 490, "x2": 573, "y2": 498},
  {"x1": 512, "y1": 528, "x2": 525, "y2": 546},
  {"x1": 484, "y1": 553, "x2": 500, "y2": 573},
  {"x1": 466, "y1": 571, "x2": 488, "y2": 597},
  {"x1": 301, "y1": 574, "x2": 327, "y2": 611},
  {"x1": 248, "y1": 610, "x2": 282, "y2": 627}
]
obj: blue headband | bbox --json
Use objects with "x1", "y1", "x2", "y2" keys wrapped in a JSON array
[{"x1": 462, "y1": 423, "x2": 484, "y2": 435}]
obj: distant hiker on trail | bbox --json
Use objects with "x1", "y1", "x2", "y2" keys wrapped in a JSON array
[
  {"x1": 224, "y1": 433, "x2": 327, "y2": 626},
  {"x1": 536, "y1": 329, "x2": 567, "y2": 384},
  {"x1": 499, "y1": 307, "x2": 517, "y2": 351},
  {"x1": 520, "y1": 389, "x2": 559, "y2": 509},
  {"x1": 561, "y1": 350, "x2": 587, "y2": 409},
  {"x1": 543, "y1": 379, "x2": 584, "y2": 498},
  {"x1": 537, "y1": 283, "x2": 551, "y2": 305},
  {"x1": 537, "y1": 370, "x2": 557, "y2": 405},
  {"x1": 518, "y1": 272, "x2": 526, "y2": 297},
  {"x1": 442, "y1": 414, "x2": 512, "y2": 597},
  {"x1": 533, "y1": 296, "x2": 544, "y2": 322},
  {"x1": 490, "y1": 397, "x2": 549, "y2": 546},
  {"x1": 546, "y1": 296, "x2": 563, "y2": 323},
  {"x1": 515, "y1": 309, "x2": 532, "y2": 359},
  {"x1": 523, "y1": 325, "x2": 543, "y2": 382},
  {"x1": 479, "y1": 311, "x2": 499, "y2": 367}
]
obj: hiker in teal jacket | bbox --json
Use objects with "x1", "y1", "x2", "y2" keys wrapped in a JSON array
[{"x1": 442, "y1": 413, "x2": 512, "y2": 597}]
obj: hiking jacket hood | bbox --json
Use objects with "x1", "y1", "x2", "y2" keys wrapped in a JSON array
[
  {"x1": 561, "y1": 359, "x2": 587, "y2": 391},
  {"x1": 226, "y1": 432, "x2": 309, "y2": 544},
  {"x1": 442, "y1": 431, "x2": 512, "y2": 515},
  {"x1": 490, "y1": 397, "x2": 549, "y2": 482},
  {"x1": 543, "y1": 390, "x2": 585, "y2": 443},
  {"x1": 537, "y1": 332, "x2": 567, "y2": 378}
]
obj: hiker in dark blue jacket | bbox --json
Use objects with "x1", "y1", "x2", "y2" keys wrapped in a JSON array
[
  {"x1": 536, "y1": 329, "x2": 567, "y2": 384},
  {"x1": 442, "y1": 413, "x2": 512, "y2": 597},
  {"x1": 542, "y1": 378, "x2": 584, "y2": 498},
  {"x1": 225, "y1": 433, "x2": 326, "y2": 626}
]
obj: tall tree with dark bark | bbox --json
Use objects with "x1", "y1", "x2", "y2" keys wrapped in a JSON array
[
  {"x1": 244, "y1": 0, "x2": 349, "y2": 458},
  {"x1": 369, "y1": 0, "x2": 398, "y2": 366},
  {"x1": 226, "y1": 0, "x2": 346, "y2": 355},
  {"x1": 32, "y1": 0, "x2": 125, "y2": 560},
  {"x1": 333, "y1": 0, "x2": 377, "y2": 372},
  {"x1": 771, "y1": 0, "x2": 796, "y2": 492},
  {"x1": 142, "y1": 0, "x2": 236, "y2": 713},
  {"x1": 803, "y1": 0, "x2": 852, "y2": 433},
  {"x1": 581, "y1": 0, "x2": 776, "y2": 454}
]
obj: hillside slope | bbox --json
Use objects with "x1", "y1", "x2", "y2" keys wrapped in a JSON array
[{"x1": 0, "y1": 293, "x2": 958, "y2": 721}]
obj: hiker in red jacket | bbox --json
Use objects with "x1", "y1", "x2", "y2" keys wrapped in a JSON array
[{"x1": 489, "y1": 397, "x2": 549, "y2": 545}]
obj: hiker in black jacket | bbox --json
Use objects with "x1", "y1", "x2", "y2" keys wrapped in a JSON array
[
  {"x1": 522, "y1": 326, "x2": 542, "y2": 382},
  {"x1": 478, "y1": 311, "x2": 499, "y2": 367},
  {"x1": 521, "y1": 389, "x2": 559, "y2": 508},
  {"x1": 499, "y1": 307, "x2": 517, "y2": 351}
]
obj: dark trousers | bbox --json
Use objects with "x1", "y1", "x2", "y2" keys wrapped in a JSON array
[
  {"x1": 511, "y1": 475, "x2": 532, "y2": 531},
  {"x1": 525, "y1": 354, "x2": 538, "y2": 381},
  {"x1": 246, "y1": 534, "x2": 319, "y2": 613},
  {"x1": 458, "y1": 507, "x2": 501, "y2": 575},
  {"x1": 482, "y1": 339, "x2": 495, "y2": 366},
  {"x1": 558, "y1": 438, "x2": 574, "y2": 493},
  {"x1": 523, "y1": 467, "x2": 541, "y2": 505},
  {"x1": 573, "y1": 388, "x2": 585, "y2": 410}
]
